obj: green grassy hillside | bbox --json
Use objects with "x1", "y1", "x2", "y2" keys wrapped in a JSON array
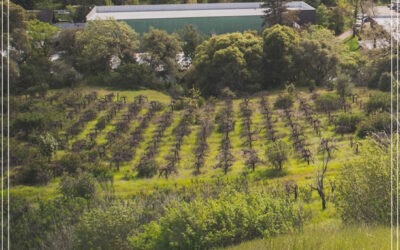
[{"x1": 11, "y1": 87, "x2": 373, "y2": 198}]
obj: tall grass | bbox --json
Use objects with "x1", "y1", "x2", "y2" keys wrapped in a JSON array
[{"x1": 225, "y1": 220, "x2": 390, "y2": 250}]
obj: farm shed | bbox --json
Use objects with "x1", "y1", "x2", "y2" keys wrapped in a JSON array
[{"x1": 86, "y1": 2, "x2": 315, "y2": 35}]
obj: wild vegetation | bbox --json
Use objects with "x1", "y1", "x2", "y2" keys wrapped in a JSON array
[{"x1": 5, "y1": 0, "x2": 396, "y2": 249}]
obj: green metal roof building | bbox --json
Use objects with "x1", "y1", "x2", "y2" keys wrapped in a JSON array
[{"x1": 86, "y1": 2, "x2": 315, "y2": 35}]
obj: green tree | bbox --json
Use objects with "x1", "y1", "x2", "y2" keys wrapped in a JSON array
[
  {"x1": 316, "y1": 4, "x2": 331, "y2": 28},
  {"x1": 141, "y1": 27, "x2": 182, "y2": 78},
  {"x1": 17, "y1": 55, "x2": 52, "y2": 96},
  {"x1": 38, "y1": 132, "x2": 58, "y2": 161},
  {"x1": 261, "y1": 0, "x2": 299, "y2": 26},
  {"x1": 53, "y1": 28, "x2": 82, "y2": 66},
  {"x1": 189, "y1": 32, "x2": 262, "y2": 95},
  {"x1": 66, "y1": 5, "x2": 91, "y2": 23},
  {"x1": 6, "y1": 2, "x2": 30, "y2": 56},
  {"x1": 328, "y1": 3, "x2": 352, "y2": 35},
  {"x1": 76, "y1": 19, "x2": 139, "y2": 74},
  {"x1": 293, "y1": 38, "x2": 339, "y2": 86},
  {"x1": 262, "y1": 25, "x2": 299, "y2": 88},
  {"x1": 27, "y1": 19, "x2": 58, "y2": 56},
  {"x1": 335, "y1": 74, "x2": 353, "y2": 100},
  {"x1": 178, "y1": 23, "x2": 205, "y2": 62},
  {"x1": 266, "y1": 141, "x2": 289, "y2": 171}
]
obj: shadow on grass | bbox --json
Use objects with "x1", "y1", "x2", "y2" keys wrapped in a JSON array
[{"x1": 253, "y1": 168, "x2": 288, "y2": 180}]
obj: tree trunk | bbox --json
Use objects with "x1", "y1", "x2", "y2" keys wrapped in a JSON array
[{"x1": 318, "y1": 189, "x2": 326, "y2": 210}]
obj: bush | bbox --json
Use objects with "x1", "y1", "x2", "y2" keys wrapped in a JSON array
[
  {"x1": 274, "y1": 94, "x2": 294, "y2": 110},
  {"x1": 129, "y1": 191, "x2": 303, "y2": 249},
  {"x1": 334, "y1": 112, "x2": 363, "y2": 134},
  {"x1": 366, "y1": 92, "x2": 390, "y2": 114},
  {"x1": 109, "y1": 63, "x2": 157, "y2": 90},
  {"x1": 10, "y1": 196, "x2": 87, "y2": 250},
  {"x1": 59, "y1": 172, "x2": 96, "y2": 200},
  {"x1": 15, "y1": 158, "x2": 51, "y2": 185},
  {"x1": 74, "y1": 201, "x2": 142, "y2": 250},
  {"x1": 11, "y1": 112, "x2": 46, "y2": 137},
  {"x1": 335, "y1": 75, "x2": 353, "y2": 99},
  {"x1": 137, "y1": 159, "x2": 159, "y2": 178},
  {"x1": 357, "y1": 112, "x2": 391, "y2": 138},
  {"x1": 51, "y1": 61, "x2": 82, "y2": 88},
  {"x1": 266, "y1": 141, "x2": 290, "y2": 171},
  {"x1": 86, "y1": 161, "x2": 113, "y2": 182},
  {"x1": 10, "y1": 140, "x2": 40, "y2": 166},
  {"x1": 378, "y1": 72, "x2": 392, "y2": 92},
  {"x1": 314, "y1": 93, "x2": 341, "y2": 113},
  {"x1": 336, "y1": 140, "x2": 390, "y2": 225},
  {"x1": 58, "y1": 153, "x2": 82, "y2": 174}
]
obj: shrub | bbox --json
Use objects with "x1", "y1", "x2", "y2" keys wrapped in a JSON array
[
  {"x1": 314, "y1": 93, "x2": 341, "y2": 113},
  {"x1": 137, "y1": 158, "x2": 159, "y2": 178},
  {"x1": 378, "y1": 72, "x2": 392, "y2": 92},
  {"x1": 37, "y1": 132, "x2": 58, "y2": 160},
  {"x1": 335, "y1": 75, "x2": 353, "y2": 99},
  {"x1": 86, "y1": 161, "x2": 113, "y2": 181},
  {"x1": 74, "y1": 201, "x2": 142, "y2": 250},
  {"x1": 59, "y1": 172, "x2": 96, "y2": 200},
  {"x1": 334, "y1": 112, "x2": 363, "y2": 134},
  {"x1": 266, "y1": 141, "x2": 290, "y2": 171},
  {"x1": 274, "y1": 94, "x2": 294, "y2": 110},
  {"x1": 58, "y1": 153, "x2": 82, "y2": 174},
  {"x1": 10, "y1": 140, "x2": 40, "y2": 166},
  {"x1": 365, "y1": 92, "x2": 390, "y2": 114},
  {"x1": 9, "y1": 196, "x2": 87, "y2": 250},
  {"x1": 11, "y1": 112, "x2": 46, "y2": 137},
  {"x1": 51, "y1": 61, "x2": 82, "y2": 88},
  {"x1": 336, "y1": 140, "x2": 390, "y2": 225},
  {"x1": 109, "y1": 63, "x2": 156, "y2": 90},
  {"x1": 357, "y1": 112, "x2": 391, "y2": 138},
  {"x1": 15, "y1": 158, "x2": 51, "y2": 185},
  {"x1": 129, "y1": 191, "x2": 303, "y2": 249}
]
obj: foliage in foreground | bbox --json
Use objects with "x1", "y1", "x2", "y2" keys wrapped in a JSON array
[
  {"x1": 336, "y1": 138, "x2": 390, "y2": 225},
  {"x1": 129, "y1": 190, "x2": 304, "y2": 250}
]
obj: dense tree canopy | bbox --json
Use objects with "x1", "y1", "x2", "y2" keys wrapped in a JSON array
[
  {"x1": 189, "y1": 32, "x2": 263, "y2": 96},
  {"x1": 76, "y1": 19, "x2": 140, "y2": 74},
  {"x1": 262, "y1": 25, "x2": 299, "y2": 88},
  {"x1": 141, "y1": 27, "x2": 182, "y2": 79},
  {"x1": 178, "y1": 23, "x2": 206, "y2": 62}
]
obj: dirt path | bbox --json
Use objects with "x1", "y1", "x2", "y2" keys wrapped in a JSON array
[{"x1": 337, "y1": 29, "x2": 353, "y2": 40}]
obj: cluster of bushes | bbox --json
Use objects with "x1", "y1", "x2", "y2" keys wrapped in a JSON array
[
  {"x1": 130, "y1": 191, "x2": 303, "y2": 249},
  {"x1": 9, "y1": 174, "x2": 309, "y2": 250},
  {"x1": 334, "y1": 112, "x2": 363, "y2": 134}
]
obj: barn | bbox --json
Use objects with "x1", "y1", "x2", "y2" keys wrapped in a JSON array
[{"x1": 86, "y1": 2, "x2": 315, "y2": 35}]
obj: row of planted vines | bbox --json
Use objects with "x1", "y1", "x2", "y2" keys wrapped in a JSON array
[{"x1": 11, "y1": 88, "x2": 377, "y2": 186}]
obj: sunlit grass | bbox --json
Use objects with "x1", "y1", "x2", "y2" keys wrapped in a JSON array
[
  {"x1": 15, "y1": 87, "x2": 371, "y2": 199},
  {"x1": 224, "y1": 220, "x2": 390, "y2": 250}
]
